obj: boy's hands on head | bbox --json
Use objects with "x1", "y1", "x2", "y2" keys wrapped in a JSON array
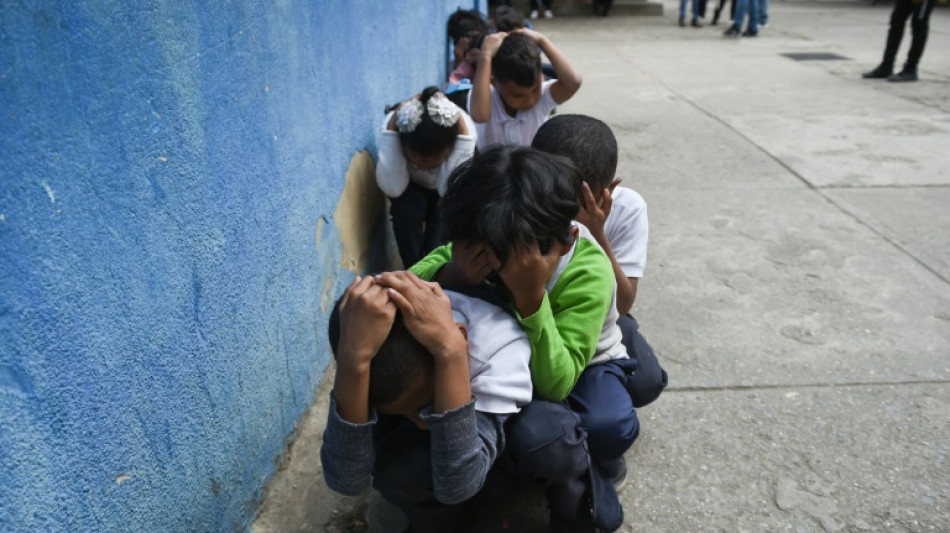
[
  {"x1": 498, "y1": 239, "x2": 564, "y2": 318},
  {"x1": 438, "y1": 241, "x2": 502, "y2": 286},
  {"x1": 333, "y1": 275, "x2": 397, "y2": 424},
  {"x1": 337, "y1": 276, "x2": 397, "y2": 369},
  {"x1": 513, "y1": 27, "x2": 544, "y2": 44},
  {"x1": 376, "y1": 271, "x2": 466, "y2": 362},
  {"x1": 479, "y1": 32, "x2": 507, "y2": 60},
  {"x1": 576, "y1": 178, "x2": 621, "y2": 242}
]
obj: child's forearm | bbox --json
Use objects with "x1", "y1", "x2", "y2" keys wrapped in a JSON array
[
  {"x1": 432, "y1": 341, "x2": 472, "y2": 415},
  {"x1": 600, "y1": 239, "x2": 636, "y2": 315},
  {"x1": 539, "y1": 35, "x2": 582, "y2": 103},
  {"x1": 332, "y1": 357, "x2": 372, "y2": 424},
  {"x1": 320, "y1": 393, "x2": 374, "y2": 497},
  {"x1": 425, "y1": 408, "x2": 505, "y2": 504},
  {"x1": 469, "y1": 54, "x2": 493, "y2": 123}
]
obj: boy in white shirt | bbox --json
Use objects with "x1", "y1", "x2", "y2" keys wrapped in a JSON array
[
  {"x1": 468, "y1": 29, "x2": 581, "y2": 149},
  {"x1": 532, "y1": 114, "x2": 668, "y2": 407}
]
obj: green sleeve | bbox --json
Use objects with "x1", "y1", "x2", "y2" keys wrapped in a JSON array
[
  {"x1": 409, "y1": 243, "x2": 453, "y2": 281},
  {"x1": 516, "y1": 240, "x2": 614, "y2": 401}
]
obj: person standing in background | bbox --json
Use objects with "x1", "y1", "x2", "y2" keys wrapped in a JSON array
[{"x1": 863, "y1": 0, "x2": 938, "y2": 82}]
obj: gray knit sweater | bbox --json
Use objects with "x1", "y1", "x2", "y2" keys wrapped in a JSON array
[{"x1": 320, "y1": 394, "x2": 508, "y2": 504}]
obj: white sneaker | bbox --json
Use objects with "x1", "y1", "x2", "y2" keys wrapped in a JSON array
[
  {"x1": 544, "y1": 9, "x2": 554, "y2": 18},
  {"x1": 530, "y1": 9, "x2": 539, "y2": 19}
]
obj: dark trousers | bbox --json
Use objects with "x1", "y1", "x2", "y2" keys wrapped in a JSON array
[
  {"x1": 617, "y1": 314, "x2": 668, "y2": 408},
  {"x1": 502, "y1": 358, "x2": 645, "y2": 527},
  {"x1": 372, "y1": 416, "x2": 469, "y2": 533},
  {"x1": 883, "y1": 0, "x2": 937, "y2": 71},
  {"x1": 531, "y1": 0, "x2": 553, "y2": 8},
  {"x1": 389, "y1": 182, "x2": 441, "y2": 268}
]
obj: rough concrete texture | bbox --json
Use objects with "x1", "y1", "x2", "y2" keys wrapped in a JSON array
[{"x1": 254, "y1": 1, "x2": 950, "y2": 531}]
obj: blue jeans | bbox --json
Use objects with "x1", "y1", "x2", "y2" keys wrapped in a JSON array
[
  {"x1": 759, "y1": 0, "x2": 769, "y2": 25},
  {"x1": 733, "y1": 0, "x2": 759, "y2": 31},
  {"x1": 679, "y1": 0, "x2": 700, "y2": 18}
]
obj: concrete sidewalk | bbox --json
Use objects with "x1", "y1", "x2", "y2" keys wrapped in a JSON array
[{"x1": 253, "y1": 1, "x2": 950, "y2": 531}]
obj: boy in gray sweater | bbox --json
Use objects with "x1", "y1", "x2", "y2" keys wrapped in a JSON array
[{"x1": 321, "y1": 271, "x2": 532, "y2": 533}]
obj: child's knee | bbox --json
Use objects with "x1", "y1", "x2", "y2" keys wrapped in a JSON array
[
  {"x1": 584, "y1": 409, "x2": 639, "y2": 460},
  {"x1": 505, "y1": 401, "x2": 588, "y2": 482}
]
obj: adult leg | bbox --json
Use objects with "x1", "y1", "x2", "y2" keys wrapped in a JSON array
[
  {"x1": 389, "y1": 182, "x2": 428, "y2": 268},
  {"x1": 373, "y1": 419, "x2": 469, "y2": 533},
  {"x1": 618, "y1": 315, "x2": 668, "y2": 408},
  {"x1": 691, "y1": 0, "x2": 703, "y2": 25},
  {"x1": 904, "y1": 0, "x2": 937, "y2": 72},
  {"x1": 758, "y1": 0, "x2": 769, "y2": 25},
  {"x1": 679, "y1": 0, "x2": 688, "y2": 24},
  {"x1": 884, "y1": 0, "x2": 915, "y2": 69}
]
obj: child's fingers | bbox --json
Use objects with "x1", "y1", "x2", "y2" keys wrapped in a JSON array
[
  {"x1": 602, "y1": 188, "x2": 614, "y2": 215},
  {"x1": 386, "y1": 287, "x2": 414, "y2": 316},
  {"x1": 580, "y1": 182, "x2": 596, "y2": 211},
  {"x1": 609, "y1": 177, "x2": 622, "y2": 192},
  {"x1": 340, "y1": 275, "x2": 372, "y2": 310}
]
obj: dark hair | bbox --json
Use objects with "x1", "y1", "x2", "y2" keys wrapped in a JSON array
[
  {"x1": 492, "y1": 6, "x2": 526, "y2": 32},
  {"x1": 448, "y1": 8, "x2": 488, "y2": 44},
  {"x1": 532, "y1": 115, "x2": 618, "y2": 192},
  {"x1": 387, "y1": 86, "x2": 459, "y2": 157},
  {"x1": 329, "y1": 295, "x2": 433, "y2": 407},
  {"x1": 439, "y1": 145, "x2": 581, "y2": 267},
  {"x1": 492, "y1": 32, "x2": 541, "y2": 87}
]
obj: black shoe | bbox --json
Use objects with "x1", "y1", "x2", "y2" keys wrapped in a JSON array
[
  {"x1": 678, "y1": 15, "x2": 686, "y2": 27},
  {"x1": 723, "y1": 25, "x2": 740, "y2": 36},
  {"x1": 741, "y1": 29, "x2": 758, "y2": 37},
  {"x1": 888, "y1": 70, "x2": 918, "y2": 82},
  {"x1": 712, "y1": 7, "x2": 721, "y2": 24},
  {"x1": 691, "y1": 17, "x2": 703, "y2": 27},
  {"x1": 862, "y1": 65, "x2": 892, "y2": 79}
]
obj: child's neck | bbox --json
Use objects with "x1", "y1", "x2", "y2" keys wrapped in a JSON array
[{"x1": 503, "y1": 100, "x2": 519, "y2": 117}]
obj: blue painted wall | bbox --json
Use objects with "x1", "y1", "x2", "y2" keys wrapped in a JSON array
[{"x1": 0, "y1": 2, "x2": 476, "y2": 531}]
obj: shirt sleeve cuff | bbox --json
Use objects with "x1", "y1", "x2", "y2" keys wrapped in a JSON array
[
  {"x1": 420, "y1": 400, "x2": 478, "y2": 457},
  {"x1": 515, "y1": 291, "x2": 554, "y2": 333}
]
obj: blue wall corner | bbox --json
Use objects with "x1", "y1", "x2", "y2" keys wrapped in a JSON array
[{"x1": 0, "y1": 1, "x2": 476, "y2": 531}]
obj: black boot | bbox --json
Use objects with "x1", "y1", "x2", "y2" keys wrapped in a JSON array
[
  {"x1": 862, "y1": 64, "x2": 893, "y2": 79},
  {"x1": 888, "y1": 69, "x2": 918, "y2": 82}
]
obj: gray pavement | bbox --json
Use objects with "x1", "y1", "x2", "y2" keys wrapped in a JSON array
[{"x1": 252, "y1": 1, "x2": 950, "y2": 531}]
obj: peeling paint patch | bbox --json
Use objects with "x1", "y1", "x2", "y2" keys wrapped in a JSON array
[
  {"x1": 115, "y1": 474, "x2": 132, "y2": 485},
  {"x1": 333, "y1": 151, "x2": 381, "y2": 272},
  {"x1": 0, "y1": 214, "x2": 5, "y2": 221},
  {"x1": 42, "y1": 181, "x2": 56, "y2": 203},
  {"x1": 158, "y1": 155, "x2": 168, "y2": 162},
  {"x1": 320, "y1": 276, "x2": 334, "y2": 313}
]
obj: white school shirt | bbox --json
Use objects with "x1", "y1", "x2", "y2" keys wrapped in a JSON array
[
  {"x1": 447, "y1": 290, "x2": 533, "y2": 414},
  {"x1": 472, "y1": 79, "x2": 557, "y2": 149},
  {"x1": 374, "y1": 110, "x2": 477, "y2": 198},
  {"x1": 604, "y1": 186, "x2": 648, "y2": 278},
  {"x1": 545, "y1": 224, "x2": 627, "y2": 366}
]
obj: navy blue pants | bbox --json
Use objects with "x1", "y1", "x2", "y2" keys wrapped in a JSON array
[{"x1": 617, "y1": 314, "x2": 668, "y2": 408}]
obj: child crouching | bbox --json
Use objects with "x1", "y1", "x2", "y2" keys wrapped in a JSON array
[{"x1": 321, "y1": 272, "x2": 532, "y2": 533}]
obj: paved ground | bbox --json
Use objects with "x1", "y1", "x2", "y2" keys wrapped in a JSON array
[{"x1": 252, "y1": 1, "x2": 950, "y2": 531}]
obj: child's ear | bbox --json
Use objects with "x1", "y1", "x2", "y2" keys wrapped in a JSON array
[{"x1": 558, "y1": 225, "x2": 579, "y2": 257}]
